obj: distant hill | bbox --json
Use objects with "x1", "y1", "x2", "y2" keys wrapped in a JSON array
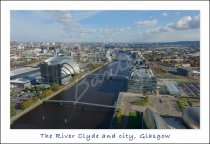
[{"x1": 149, "y1": 41, "x2": 200, "y2": 46}]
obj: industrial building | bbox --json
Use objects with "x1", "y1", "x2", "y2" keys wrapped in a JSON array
[
  {"x1": 129, "y1": 69, "x2": 157, "y2": 93},
  {"x1": 40, "y1": 55, "x2": 80, "y2": 85},
  {"x1": 10, "y1": 67, "x2": 41, "y2": 88},
  {"x1": 177, "y1": 67, "x2": 192, "y2": 76},
  {"x1": 10, "y1": 78, "x2": 32, "y2": 88},
  {"x1": 166, "y1": 82, "x2": 181, "y2": 96},
  {"x1": 10, "y1": 67, "x2": 40, "y2": 79}
]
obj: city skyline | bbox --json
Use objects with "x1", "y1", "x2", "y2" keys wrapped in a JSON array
[
  {"x1": 9, "y1": 11, "x2": 201, "y2": 130},
  {"x1": 11, "y1": 10, "x2": 200, "y2": 43}
]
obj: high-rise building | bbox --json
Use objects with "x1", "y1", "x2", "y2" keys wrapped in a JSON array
[{"x1": 129, "y1": 69, "x2": 157, "y2": 93}]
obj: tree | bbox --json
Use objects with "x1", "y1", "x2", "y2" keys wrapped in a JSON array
[
  {"x1": 38, "y1": 89, "x2": 53, "y2": 99},
  {"x1": 10, "y1": 103, "x2": 16, "y2": 116},
  {"x1": 50, "y1": 84, "x2": 60, "y2": 92},
  {"x1": 117, "y1": 108, "x2": 124, "y2": 128},
  {"x1": 145, "y1": 96, "x2": 150, "y2": 106},
  {"x1": 32, "y1": 96, "x2": 39, "y2": 103},
  {"x1": 20, "y1": 99, "x2": 34, "y2": 110},
  {"x1": 145, "y1": 96, "x2": 149, "y2": 102}
]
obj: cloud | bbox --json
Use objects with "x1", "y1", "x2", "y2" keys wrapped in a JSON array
[
  {"x1": 146, "y1": 15, "x2": 200, "y2": 34},
  {"x1": 11, "y1": 11, "x2": 200, "y2": 43},
  {"x1": 138, "y1": 29, "x2": 199, "y2": 43},
  {"x1": 135, "y1": 19, "x2": 158, "y2": 27},
  {"x1": 99, "y1": 27, "x2": 131, "y2": 37},
  {"x1": 169, "y1": 16, "x2": 200, "y2": 30},
  {"x1": 70, "y1": 11, "x2": 103, "y2": 21},
  {"x1": 174, "y1": 12, "x2": 181, "y2": 16},
  {"x1": 147, "y1": 25, "x2": 172, "y2": 33},
  {"x1": 46, "y1": 11, "x2": 96, "y2": 37},
  {"x1": 54, "y1": 11, "x2": 73, "y2": 23},
  {"x1": 162, "y1": 12, "x2": 168, "y2": 17}
]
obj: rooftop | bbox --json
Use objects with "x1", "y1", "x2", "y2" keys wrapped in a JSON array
[
  {"x1": 166, "y1": 82, "x2": 180, "y2": 94},
  {"x1": 45, "y1": 55, "x2": 73, "y2": 65},
  {"x1": 162, "y1": 116, "x2": 187, "y2": 129},
  {"x1": 10, "y1": 78, "x2": 31, "y2": 84},
  {"x1": 131, "y1": 69, "x2": 154, "y2": 79},
  {"x1": 10, "y1": 67, "x2": 40, "y2": 77},
  {"x1": 143, "y1": 108, "x2": 170, "y2": 129},
  {"x1": 25, "y1": 72, "x2": 41, "y2": 79},
  {"x1": 182, "y1": 107, "x2": 200, "y2": 129}
]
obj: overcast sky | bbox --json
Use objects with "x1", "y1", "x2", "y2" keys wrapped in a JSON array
[{"x1": 11, "y1": 10, "x2": 200, "y2": 43}]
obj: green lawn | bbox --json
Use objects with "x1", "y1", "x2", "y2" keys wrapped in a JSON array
[
  {"x1": 127, "y1": 111, "x2": 139, "y2": 129},
  {"x1": 116, "y1": 108, "x2": 124, "y2": 128},
  {"x1": 176, "y1": 98, "x2": 190, "y2": 112},
  {"x1": 131, "y1": 96, "x2": 150, "y2": 106}
]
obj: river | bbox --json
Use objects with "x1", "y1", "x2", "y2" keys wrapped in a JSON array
[{"x1": 11, "y1": 55, "x2": 130, "y2": 129}]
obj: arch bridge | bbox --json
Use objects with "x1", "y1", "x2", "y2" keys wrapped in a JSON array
[{"x1": 85, "y1": 74, "x2": 129, "y2": 80}]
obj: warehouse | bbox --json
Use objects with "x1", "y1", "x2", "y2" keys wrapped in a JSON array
[
  {"x1": 10, "y1": 67, "x2": 40, "y2": 79},
  {"x1": 10, "y1": 78, "x2": 31, "y2": 88},
  {"x1": 166, "y1": 82, "x2": 181, "y2": 96}
]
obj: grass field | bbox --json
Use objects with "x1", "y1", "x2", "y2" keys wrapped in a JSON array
[
  {"x1": 176, "y1": 98, "x2": 190, "y2": 112},
  {"x1": 127, "y1": 111, "x2": 139, "y2": 129},
  {"x1": 131, "y1": 96, "x2": 150, "y2": 106}
]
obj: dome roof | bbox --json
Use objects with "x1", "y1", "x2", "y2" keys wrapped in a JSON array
[
  {"x1": 45, "y1": 55, "x2": 80, "y2": 74},
  {"x1": 45, "y1": 55, "x2": 73, "y2": 65},
  {"x1": 143, "y1": 108, "x2": 170, "y2": 129},
  {"x1": 182, "y1": 107, "x2": 200, "y2": 129}
]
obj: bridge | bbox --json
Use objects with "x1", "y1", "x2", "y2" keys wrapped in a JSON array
[
  {"x1": 85, "y1": 74, "x2": 129, "y2": 80},
  {"x1": 43, "y1": 99, "x2": 119, "y2": 109}
]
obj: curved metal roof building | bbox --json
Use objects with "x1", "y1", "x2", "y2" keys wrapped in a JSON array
[
  {"x1": 143, "y1": 108, "x2": 170, "y2": 129},
  {"x1": 45, "y1": 55, "x2": 72, "y2": 64},
  {"x1": 45, "y1": 55, "x2": 80, "y2": 75},
  {"x1": 40, "y1": 55, "x2": 80, "y2": 85},
  {"x1": 182, "y1": 107, "x2": 200, "y2": 129}
]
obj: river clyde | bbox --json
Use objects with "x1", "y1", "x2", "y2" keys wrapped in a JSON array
[{"x1": 11, "y1": 59, "x2": 130, "y2": 129}]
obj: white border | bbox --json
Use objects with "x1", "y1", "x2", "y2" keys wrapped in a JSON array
[{"x1": 1, "y1": 1, "x2": 209, "y2": 143}]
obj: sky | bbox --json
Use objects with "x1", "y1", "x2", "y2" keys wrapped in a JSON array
[{"x1": 10, "y1": 10, "x2": 200, "y2": 43}]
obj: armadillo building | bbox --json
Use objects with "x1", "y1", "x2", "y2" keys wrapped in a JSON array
[{"x1": 40, "y1": 55, "x2": 80, "y2": 85}]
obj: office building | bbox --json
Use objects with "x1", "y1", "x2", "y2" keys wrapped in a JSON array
[{"x1": 129, "y1": 69, "x2": 157, "y2": 93}]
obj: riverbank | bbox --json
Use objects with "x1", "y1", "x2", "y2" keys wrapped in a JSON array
[{"x1": 10, "y1": 61, "x2": 111, "y2": 125}]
